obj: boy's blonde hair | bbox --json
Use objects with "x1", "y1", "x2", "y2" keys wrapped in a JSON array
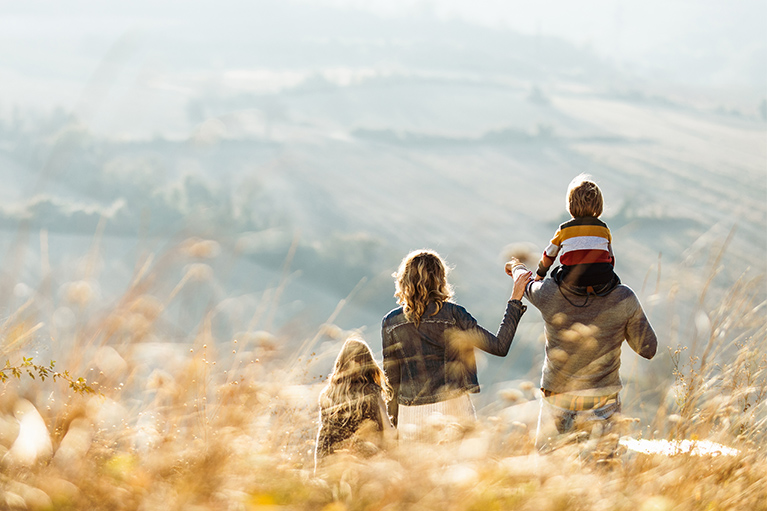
[
  {"x1": 394, "y1": 249, "x2": 454, "y2": 327},
  {"x1": 567, "y1": 174, "x2": 603, "y2": 217}
]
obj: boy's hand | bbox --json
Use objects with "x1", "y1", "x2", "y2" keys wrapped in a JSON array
[{"x1": 534, "y1": 274, "x2": 544, "y2": 281}]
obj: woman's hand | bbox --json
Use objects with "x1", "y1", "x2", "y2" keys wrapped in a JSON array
[{"x1": 511, "y1": 269, "x2": 533, "y2": 301}]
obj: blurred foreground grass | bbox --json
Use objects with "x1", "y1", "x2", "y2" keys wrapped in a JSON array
[{"x1": 0, "y1": 236, "x2": 764, "y2": 511}]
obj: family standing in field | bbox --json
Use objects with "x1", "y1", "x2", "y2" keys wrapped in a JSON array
[{"x1": 315, "y1": 174, "x2": 658, "y2": 466}]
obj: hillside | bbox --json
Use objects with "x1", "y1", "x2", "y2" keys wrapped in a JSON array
[{"x1": 0, "y1": 0, "x2": 764, "y2": 419}]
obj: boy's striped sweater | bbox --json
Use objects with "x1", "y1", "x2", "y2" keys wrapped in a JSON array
[{"x1": 538, "y1": 217, "x2": 614, "y2": 277}]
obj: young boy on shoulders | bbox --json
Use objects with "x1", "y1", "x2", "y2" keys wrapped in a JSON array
[{"x1": 535, "y1": 174, "x2": 619, "y2": 294}]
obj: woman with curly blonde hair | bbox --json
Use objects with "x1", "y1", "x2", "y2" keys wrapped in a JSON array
[
  {"x1": 315, "y1": 336, "x2": 393, "y2": 468},
  {"x1": 382, "y1": 250, "x2": 531, "y2": 440}
]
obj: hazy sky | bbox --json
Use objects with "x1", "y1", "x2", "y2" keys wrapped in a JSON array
[
  {"x1": 311, "y1": 0, "x2": 766, "y2": 83},
  {"x1": 1, "y1": 0, "x2": 764, "y2": 125}
]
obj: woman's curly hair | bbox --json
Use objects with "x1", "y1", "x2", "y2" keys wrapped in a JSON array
[{"x1": 394, "y1": 249, "x2": 454, "y2": 326}]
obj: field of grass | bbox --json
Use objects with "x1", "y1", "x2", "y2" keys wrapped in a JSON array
[{"x1": 0, "y1": 235, "x2": 763, "y2": 511}]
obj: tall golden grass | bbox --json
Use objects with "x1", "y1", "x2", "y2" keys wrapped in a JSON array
[{"x1": 0, "y1": 235, "x2": 764, "y2": 511}]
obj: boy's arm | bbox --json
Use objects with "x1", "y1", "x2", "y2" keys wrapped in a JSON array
[
  {"x1": 536, "y1": 257, "x2": 552, "y2": 280},
  {"x1": 537, "y1": 231, "x2": 562, "y2": 278}
]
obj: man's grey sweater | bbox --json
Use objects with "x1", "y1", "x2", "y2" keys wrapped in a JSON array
[{"x1": 525, "y1": 278, "x2": 657, "y2": 396}]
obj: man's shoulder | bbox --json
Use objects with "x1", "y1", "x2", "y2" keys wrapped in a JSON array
[
  {"x1": 609, "y1": 284, "x2": 639, "y2": 300},
  {"x1": 525, "y1": 278, "x2": 558, "y2": 307},
  {"x1": 594, "y1": 284, "x2": 642, "y2": 310},
  {"x1": 532, "y1": 278, "x2": 560, "y2": 295}
]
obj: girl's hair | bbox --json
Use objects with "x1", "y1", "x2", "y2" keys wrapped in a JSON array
[
  {"x1": 567, "y1": 174, "x2": 603, "y2": 218},
  {"x1": 394, "y1": 249, "x2": 454, "y2": 326},
  {"x1": 319, "y1": 337, "x2": 391, "y2": 420}
]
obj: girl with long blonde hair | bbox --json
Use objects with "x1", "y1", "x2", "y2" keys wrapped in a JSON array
[
  {"x1": 315, "y1": 336, "x2": 393, "y2": 466},
  {"x1": 382, "y1": 249, "x2": 531, "y2": 440}
]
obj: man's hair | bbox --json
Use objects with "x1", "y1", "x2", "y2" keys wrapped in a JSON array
[{"x1": 567, "y1": 174, "x2": 603, "y2": 217}]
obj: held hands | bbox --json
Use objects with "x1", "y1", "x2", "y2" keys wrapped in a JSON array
[
  {"x1": 505, "y1": 256, "x2": 544, "y2": 281},
  {"x1": 511, "y1": 270, "x2": 533, "y2": 300},
  {"x1": 504, "y1": 257, "x2": 522, "y2": 277},
  {"x1": 504, "y1": 259, "x2": 532, "y2": 301}
]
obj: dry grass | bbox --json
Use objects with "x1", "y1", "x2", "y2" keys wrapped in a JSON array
[{"x1": 0, "y1": 237, "x2": 764, "y2": 511}]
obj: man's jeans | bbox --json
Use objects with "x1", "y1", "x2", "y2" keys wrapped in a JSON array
[{"x1": 535, "y1": 394, "x2": 621, "y2": 450}]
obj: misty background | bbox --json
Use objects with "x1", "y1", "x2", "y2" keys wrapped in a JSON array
[{"x1": 1, "y1": 0, "x2": 765, "y2": 413}]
